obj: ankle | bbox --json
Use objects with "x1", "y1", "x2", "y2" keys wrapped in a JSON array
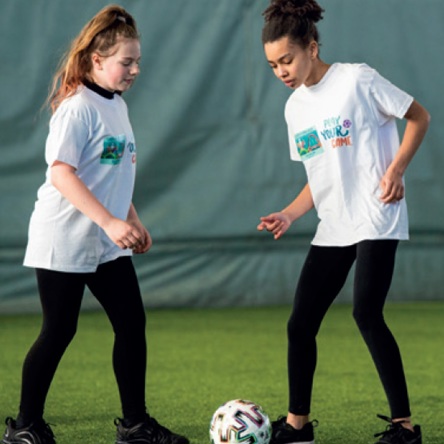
[
  {"x1": 286, "y1": 413, "x2": 309, "y2": 430},
  {"x1": 16, "y1": 414, "x2": 43, "y2": 429},
  {"x1": 122, "y1": 413, "x2": 150, "y2": 428},
  {"x1": 392, "y1": 417, "x2": 414, "y2": 433}
]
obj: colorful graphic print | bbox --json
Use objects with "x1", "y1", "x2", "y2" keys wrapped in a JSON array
[
  {"x1": 319, "y1": 116, "x2": 353, "y2": 149},
  {"x1": 295, "y1": 127, "x2": 324, "y2": 161},
  {"x1": 100, "y1": 135, "x2": 126, "y2": 165}
]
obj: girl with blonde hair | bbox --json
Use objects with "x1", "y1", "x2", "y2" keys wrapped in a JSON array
[{"x1": 2, "y1": 5, "x2": 188, "y2": 444}]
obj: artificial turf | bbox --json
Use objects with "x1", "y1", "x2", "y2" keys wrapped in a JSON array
[{"x1": 0, "y1": 302, "x2": 443, "y2": 443}]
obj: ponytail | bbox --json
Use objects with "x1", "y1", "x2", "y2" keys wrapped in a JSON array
[{"x1": 47, "y1": 5, "x2": 139, "y2": 113}]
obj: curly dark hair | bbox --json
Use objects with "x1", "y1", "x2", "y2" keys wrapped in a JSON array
[{"x1": 262, "y1": 0, "x2": 324, "y2": 47}]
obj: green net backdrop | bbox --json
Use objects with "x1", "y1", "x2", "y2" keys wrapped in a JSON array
[{"x1": 0, "y1": 0, "x2": 442, "y2": 313}]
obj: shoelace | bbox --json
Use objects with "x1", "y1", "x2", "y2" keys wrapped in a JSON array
[
  {"x1": 271, "y1": 416, "x2": 287, "y2": 428},
  {"x1": 272, "y1": 416, "x2": 319, "y2": 433},
  {"x1": 34, "y1": 421, "x2": 56, "y2": 442},
  {"x1": 374, "y1": 414, "x2": 408, "y2": 438},
  {"x1": 272, "y1": 416, "x2": 319, "y2": 426},
  {"x1": 115, "y1": 416, "x2": 174, "y2": 441}
]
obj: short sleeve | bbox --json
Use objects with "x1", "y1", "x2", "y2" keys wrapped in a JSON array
[
  {"x1": 45, "y1": 104, "x2": 89, "y2": 168},
  {"x1": 365, "y1": 65, "x2": 414, "y2": 126},
  {"x1": 285, "y1": 100, "x2": 302, "y2": 162}
]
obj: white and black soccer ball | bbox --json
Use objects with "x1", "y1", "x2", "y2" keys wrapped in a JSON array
[{"x1": 209, "y1": 399, "x2": 271, "y2": 444}]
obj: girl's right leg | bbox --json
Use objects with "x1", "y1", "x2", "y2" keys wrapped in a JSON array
[
  {"x1": 287, "y1": 245, "x2": 356, "y2": 418},
  {"x1": 17, "y1": 269, "x2": 85, "y2": 426},
  {"x1": 85, "y1": 257, "x2": 147, "y2": 425}
]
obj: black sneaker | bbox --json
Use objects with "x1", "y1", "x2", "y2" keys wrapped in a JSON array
[
  {"x1": 374, "y1": 414, "x2": 422, "y2": 444},
  {"x1": 270, "y1": 416, "x2": 317, "y2": 444},
  {"x1": 1, "y1": 417, "x2": 56, "y2": 444},
  {"x1": 115, "y1": 416, "x2": 189, "y2": 444}
]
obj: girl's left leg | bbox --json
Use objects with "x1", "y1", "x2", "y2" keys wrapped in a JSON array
[
  {"x1": 86, "y1": 256, "x2": 147, "y2": 424},
  {"x1": 352, "y1": 240, "x2": 411, "y2": 419}
]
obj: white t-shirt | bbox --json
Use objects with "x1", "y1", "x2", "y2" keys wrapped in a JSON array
[
  {"x1": 285, "y1": 63, "x2": 413, "y2": 246},
  {"x1": 24, "y1": 85, "x2": 137, "y2": 272}
]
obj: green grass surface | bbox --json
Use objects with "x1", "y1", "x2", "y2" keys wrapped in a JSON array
[{"x1": 1, "y1": 302, "x2": 443, "y2": 443}]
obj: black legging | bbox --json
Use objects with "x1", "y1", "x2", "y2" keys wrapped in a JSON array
[
  {"x1": 18, "y1": 256, "x2": 147, "y2": 424},
  {"x1": 287, "y1": 240, "x2": 411, "y2": 418}
]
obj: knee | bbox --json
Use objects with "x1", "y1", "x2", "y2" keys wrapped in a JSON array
[
  {"x1": 353, "y1": 306, "x2": 384, "y2": 332},
  {"x1": 121, "y1": 323, "x2": 146, "y2": 342},
  {"x1": 40, "y1": 320, "x2": 77, "y2": 350},
  {"x1": 115, "y1": 312, "x2": 146, "y2": 342},
  {"x1": 287, "y1": 313, "x2": 315, "y2": 343}
]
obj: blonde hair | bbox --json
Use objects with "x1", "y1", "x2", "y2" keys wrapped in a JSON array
[{"x1": 47, "y1": 4, "x2": 139, "y2": 113}]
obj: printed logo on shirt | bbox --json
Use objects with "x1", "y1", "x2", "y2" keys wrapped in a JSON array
[
  {"x1": 295, "y1": 127, "x2": 324, "y2": 161},
  {"x1": 128, "y1": 141, "x2": 137, "y2": 164},
  {"x1": 100, "y1": 135, "x2": 126, "y2": 165},
  {"x1": 319, "y1": 116, "x2": 353, "y2": 149}
]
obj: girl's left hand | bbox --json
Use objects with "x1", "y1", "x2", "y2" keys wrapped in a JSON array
[
  {"x1": 379, "y1": 169, "x2": 405, "y2": 203},
  {"x1": 128, "y1": 219, "x2": 152, "y2": 254},
  {"x1": 132, "y1": 225, "x2": 152, "y2": 254}
]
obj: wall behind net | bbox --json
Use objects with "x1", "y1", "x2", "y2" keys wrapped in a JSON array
[{"x1": 0, "y1": 0, "x2": 442, "y2": 313}]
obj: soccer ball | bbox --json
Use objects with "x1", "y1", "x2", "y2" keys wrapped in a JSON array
[{"x1": 209, "y1": 399, "x2": 271, "y2": 444}]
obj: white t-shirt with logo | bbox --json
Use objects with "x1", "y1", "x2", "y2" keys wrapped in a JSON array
[
  {"x1": 24, "y1": 86, "x2": 137, "y2": 272},
  {"x1": 285, "y1": 63, "x2": 413, "y2": 246}
]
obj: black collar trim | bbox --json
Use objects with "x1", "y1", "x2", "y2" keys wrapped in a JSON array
[{"x1": 82, "y1": 79, "x2": 115, "y2": 100}]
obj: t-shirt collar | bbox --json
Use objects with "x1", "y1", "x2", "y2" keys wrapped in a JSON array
[{"x1": 82, "y1": 78, "x2": 115, "y2": 100}]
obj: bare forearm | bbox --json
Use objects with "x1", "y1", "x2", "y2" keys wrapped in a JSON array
[
  {"x1": 51, "y1": 161, "x2": 149, "y2": 251},
  {"x1": 51, "y1": 163, "x2": 114, "y2": 229},
  {"x1": 127, "y1": 202, "x2": 138, "y2": 222},
  {"x1": 389, "y1": 100, "x2": 430, "y2": 176},
  {"x1": 282, "y1": 182, "x2": 314, "y2": 222}
]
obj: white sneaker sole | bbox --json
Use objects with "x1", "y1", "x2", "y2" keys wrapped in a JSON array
[
  {"x1": 288, "y1": 440, "x2": 315, "y2": 444},
  {"x1": 287, "y1": 441, "x2": 314, "y2": 444}
]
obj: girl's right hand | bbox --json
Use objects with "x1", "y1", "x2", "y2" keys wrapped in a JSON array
[
  {"x1": 257, "y1": 212, "x2": 292, "y2": 240},
  {"x1": 102, "y1": 217, "x2": 144, "y2": 250}
]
